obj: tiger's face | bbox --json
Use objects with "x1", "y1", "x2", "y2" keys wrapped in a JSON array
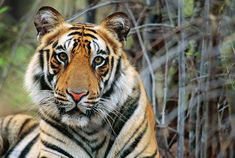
[
  {"x1": 25, "y1": 7, "x2": 134, "y2": 127},
  {"x1": 53, "y1": 29, "x2": 110, "y2": 112}
]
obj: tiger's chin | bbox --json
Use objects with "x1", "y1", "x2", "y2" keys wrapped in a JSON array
[
  {"x1": 61, "y1": 114, "x2": 90, "y2": 128},
  {"x1": 60, "y1": 107, "x2": 101, "y2": 128}
]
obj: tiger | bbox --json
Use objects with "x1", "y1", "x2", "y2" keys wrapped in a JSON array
[{"x1": 0, "y1": 6, "x2": 160, "y2": 158}]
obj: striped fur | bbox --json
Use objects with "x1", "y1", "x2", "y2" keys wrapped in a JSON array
[{"x1": 0, "y1": 6, "x2": 160, "y2": 158}]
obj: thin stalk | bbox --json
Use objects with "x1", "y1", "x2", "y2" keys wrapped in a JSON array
[
  {"x1": 165, "y1": 0, "x2": 174, "y2": 26},
  {"x1": 161, "y1": 37, "x2": 169, "y2": 126},
  {"x1": 201, "y1": 0, "x2": 210, "y2": 157},
  {"x1": 177, "y1": 0, "x2": 186, "y2": 157},
  {"x1": 67, "y1": 1, "x2": 136, "y2": 22}
]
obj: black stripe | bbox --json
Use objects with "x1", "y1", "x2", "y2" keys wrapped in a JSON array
[
  {"x1": 45, "y1": 49, "x2": 50, "y2": 61},
  {"x1": 112, "y1": 93, "x2": 140, "y2": 135},
  {"x1": 52, "y1": 40, "x2": 59, "y2": 48},
  {"x1": 41, "y1": 149, "x2": 67, "y2": 157},
  {"x1": 5, "y1": 116, "x2": 14, "y2": 140},
  {"x1": 103, "y1": 57, "x2": 114, "y2": 88},
  {"x1": 70, "y1": 27, "x2": 97, "y2": 34},
  {"x1": 47, "y1": 73, "x2": 54, "y2": 84},
  {"x1": 0, "y1": 118, "x2": 9, "y2": 155},
  {"x1": 69, "y1": 27, "x2": 82, "y2": 30},
  {"x1": 18, "y1": 118, "x2": 32, "y2": 136},
  {"x1": 1, "y1": 137, "x2": 9, "y2": 156},
  {"x1": 91, "y1": 136, "x2": 107, "y2": 152},
  {"x1": 39, "y1": 50, "x2": 44, "y2": 70},
  {"x1": 117, "y1": 112, "x2": 147, "y2": 156},
  {"x1": 41, "y1": 128, "x2": 65, "y2": 144},
  {"x1": 69, "y1": 31, "x2": 97, "y2": 39},
  {"x1": 84, "y1": 101, "x2": 98, "y2": 104},
  {"x1": 133, "y1": 143, "x2": 150, "y2": 158},
  {"x1": 69, "y1": 27, "x2": 96, "y2": 32},
  {"x1": 103, "y1": 92, "x2": 140, "y2": 158},
  {"x1": 68, "y1": 31, "x2": 82, "y2": 36},
  {"x1": 40, "y1": 112, "x2": 60, "y2": 124},
  {"x1": 18, "y1": 134, "x2": 39, "y2": 158},
  {"x1": 56, "y1": 45, "x2": 65, "y2": 50},
  {"x1": 80, "y1": 127, "x2": 100, "y2": 136},
  {"x1": 50, "y1": 62, "x2": 59, "y2": 69},
  {"x1": 106, "y1": 46, "x2": 110, "y2": 55},
  {"x1": 56, "y1": 96, "x2": 68, "y2": 102},
  {"x1": 35, "y1": 49, "x2": 52, "y2": 90},
  {"x1": 4, "y1": 124, "x2": 38, "y2": 157},
  {"x1": 18, "y1": 123, "x2": 39, "y2": 140},
  {"x1": 70, "y1": 128, "x2": 96, "y2": 147},
  {"x1": 120, "y1": 123, "x2": 148, "y2": 158},
  {"x1": 73, "y1": 41, "x2": 79, "y2": 50},
  {"x1": 44, "y1": 50, "x2": 53, "y2": 90},
  {"x1": 33, "y1": 74, "x2": 51, "y2": 90},
  {"x1": 85, "y1": 40, "x2": 91, "y2": 55},
  {"x1": 84, "y1": 33, "x2": 97, "y2": 39},
  {"x1": 41, "y1": 78, "x2": 52, "y2": 90},
  {"x1": 97, "y1": 50, "x2": 108, "y2": 55},
  {"x1": 102, "y1": 57, "x2": 121, "y2": 98},
  {"x1": 41, "y1": 140, "x2": 74, "y2": 158},
  {"x1": 86, "y1": 28, "x2": 97, "y2": 34},
  {"x1": 42, "y1": 118, "x2": 92, "y2": 158}
]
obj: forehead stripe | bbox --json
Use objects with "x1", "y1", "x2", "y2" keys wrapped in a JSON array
[
  {"x1": 83, "y1": 33, "x2": 98, "y2": 39},
  {"x1": 85, "y1": 28, "x2": 97, "y2": 34},
  {"x1": 68, "y1": 31, "x2": 98, "y2": 40},
  {"x1": 68, "y1": 31, "x2": 82, "y2": 36},
  {"x1": 69, "y1": 27, "x2": 97, "y2": 33}
]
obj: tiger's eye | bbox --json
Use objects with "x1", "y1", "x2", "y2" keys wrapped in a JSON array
[
  {"x1": 94, "y1": 56, "x2": 104, "y2": 65},
  {"x1": 57, "y1": 52, "x2": 68, "y2": 61}
]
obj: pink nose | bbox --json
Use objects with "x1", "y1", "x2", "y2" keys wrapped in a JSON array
[{"x1": 67, "y1": 90, "x2": 87, "y2": 102}]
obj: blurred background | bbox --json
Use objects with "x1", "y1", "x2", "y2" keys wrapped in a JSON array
[{"x1": 0, "y1": 0, "x2": 235, "y2": 157}]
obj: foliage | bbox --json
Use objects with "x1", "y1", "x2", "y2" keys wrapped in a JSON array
[{"x1": 0, "y1": 6, "x2": 9, "y2": 14}]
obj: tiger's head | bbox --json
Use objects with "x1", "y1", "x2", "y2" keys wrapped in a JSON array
[{"x1": 25, "y1": 6, "x2": 138, "y2": 128}]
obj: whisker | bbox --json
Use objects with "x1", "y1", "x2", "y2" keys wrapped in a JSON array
[
  {"x1": 94, "y1": 109, "x2": 116, "y2": 135},
  {"x1": 97, "y1": 101, "x2": 128, "y2": 121}
]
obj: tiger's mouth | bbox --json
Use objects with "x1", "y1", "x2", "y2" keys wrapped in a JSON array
[{"x1": 58, "y1": 102, "x2": 96, "y2": 118}]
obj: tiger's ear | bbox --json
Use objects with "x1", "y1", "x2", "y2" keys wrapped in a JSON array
[
  {"x1": 34, "y1": 6, "x2": 64, "y2": 40},
  {"x1": 101, "y1": 12, "x2": 130, "y2": 42}
]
